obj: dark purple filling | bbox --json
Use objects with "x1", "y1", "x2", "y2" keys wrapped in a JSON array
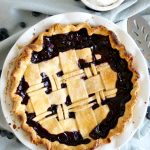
[
  {"x1": 17, "y1": 28, "x2": 133, "y2": 146},
  {"x1": 78, "y1": 59, "x2": 91, "y2": 69},
  {"x1": 41, "y1": 72, "x2": 52, "y2": 94},
  {"x1": 69, "y1": 112, "x2": 75, "y2": 118},
  {"x1": 57, "y1": 71, "x2": 64, "y2": 77},
  {"x1": 89, "y1": 93, "x2": 95, "y2": 97},
  {"x1": 16, "y1": 77, "x2": 29, "y2": 105},
  {"x1": 47, "y1": 104, "x2": 57, "y2": 115},
  {"x1": 89, "y1": 100, "x2": 100, "y2": 110},
  {"x1": 92, "y1": 103, "x2": 99, "y2": 110},
  {"x1": 81, "y1": 76, "x2": 88, "y2": 80},
  {"x1": 61, "y1": 83, "x2": 67, "y2": 88},
  {"x1": 65, "y1": 95, "x2": 72, "y2": 106}
]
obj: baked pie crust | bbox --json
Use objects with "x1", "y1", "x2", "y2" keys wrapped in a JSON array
[{"x1": 9, "y1": 23, "x2": 139, "y2": 150}]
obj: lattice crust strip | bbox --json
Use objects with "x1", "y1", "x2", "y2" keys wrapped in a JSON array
[
  {"x1": 76, "y1": 108, "x2": 97, "y2": 137},
  {"x1": 25, "y1": 48, "x2": 117, "y2": 137}
]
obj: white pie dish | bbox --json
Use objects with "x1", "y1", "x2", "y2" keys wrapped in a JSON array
[
  {"x1": 0, "y1": 12, "x2": 149, "y2": 150},
  {"x1": 81, "y1": 0, "x2": 125, "y2": 11}
]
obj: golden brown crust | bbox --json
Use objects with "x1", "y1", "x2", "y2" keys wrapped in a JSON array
[{"x1": 9, "y1": 23, "x2": 139, "y2": 150}]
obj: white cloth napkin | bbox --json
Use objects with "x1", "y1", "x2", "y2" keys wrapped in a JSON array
[{"x1": 0, "y1": 0, "x2": 150, "y2": 149}]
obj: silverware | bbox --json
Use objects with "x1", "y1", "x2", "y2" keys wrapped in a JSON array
[
  {"x1": 128, "y1": 15, "x2": 150, "y2": 120},
  {"x1": 127, "y1": 15, "x2": 150, "y2": 67}
]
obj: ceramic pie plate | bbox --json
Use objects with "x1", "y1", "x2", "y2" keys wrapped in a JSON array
[
  {"x1": 0, "y1": 12, "x2": 149, "y2": 150},
  {"x1": 81, "y1": 0, "x2": 125, "y2": 11}
]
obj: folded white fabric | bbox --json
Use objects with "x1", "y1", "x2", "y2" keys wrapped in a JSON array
[{"x1": 0, "y1": 0, "x2": 150, "y2": 149}]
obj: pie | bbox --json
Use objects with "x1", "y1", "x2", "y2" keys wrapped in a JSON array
[{"x1": 10, "y1": 23, "x2": 139, "y2": 150}]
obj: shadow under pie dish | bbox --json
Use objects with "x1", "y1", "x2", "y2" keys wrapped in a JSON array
[{"x1": 10, "y1": 23, "x2": 139, "y2": 150}]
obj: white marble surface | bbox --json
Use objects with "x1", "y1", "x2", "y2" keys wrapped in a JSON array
[{"x1": 141, "y1": 133, "x2": 150, "y2": 150}]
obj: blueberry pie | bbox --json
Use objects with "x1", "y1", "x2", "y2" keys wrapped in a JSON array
[{"x1": 10, "y1": 23, "x2": 139, "y2": 150}]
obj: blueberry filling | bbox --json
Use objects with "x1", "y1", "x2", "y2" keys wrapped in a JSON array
[
  {"x1": 47, "y1": 104, "x2": 57, "y2": 115},
  {"x1": 69, "y1": 112, "x2": 75, "y2": 118},
  {"x1": 56, "y1": 71, "x2": 64, "y2": 77},
  {"x1": 89, "y1": 93, "x2": 95, "y2": 97},
  {"x1": 41, "y1": 72, "x2": 52, "y2": 94},
  {"x1": 16, "y1": 77, "x2": 29, "y2": 105},
  {"x1": 81, "y1": 75, "x2": 88, "y2": 80},
  {"x1": 89, "y1": 100, "x2": 99, "y2": 110},
  {"x1": 92, "y1": 103, "x2": 99, "y2": 110},
  {"x1": 78, "y1": 59, "x2": 91, "y2": 69},
  {"x1": 61, "y1": 83, "x2": 67, "y2": 88},
  {"x1": 17, "y1": 28, "x2": 133, "y2": 146},
  {"x1": 65, "y1": 95, "x2": 72, "y2": 106}
]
